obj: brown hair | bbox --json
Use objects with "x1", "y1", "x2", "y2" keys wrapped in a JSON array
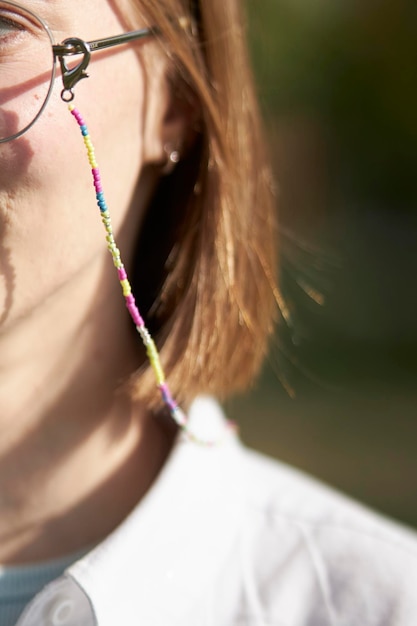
[{"x1": 122, "y1": 0, "x2": 277, "y2": 406}]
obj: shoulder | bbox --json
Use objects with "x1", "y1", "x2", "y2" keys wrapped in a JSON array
[{"x1": 233, "y1": 446, "x2": 417, "y2": 625}]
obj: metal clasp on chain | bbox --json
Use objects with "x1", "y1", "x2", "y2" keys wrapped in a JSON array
[{"x1": 55, "y1": 38, "x2": 91, "y2": 102}]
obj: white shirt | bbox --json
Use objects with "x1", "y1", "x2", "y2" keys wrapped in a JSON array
[{"x1": 15, "y1": 397, "x2": 417, "y2": 626}]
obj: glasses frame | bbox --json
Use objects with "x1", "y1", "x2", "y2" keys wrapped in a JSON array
[{"x1": 0, "y1": 1, "x2": 157, "y2": 143}]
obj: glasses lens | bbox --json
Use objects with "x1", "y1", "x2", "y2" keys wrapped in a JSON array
[{"x1": 0, "y1": 1, "x2": 54, "y2": 142}]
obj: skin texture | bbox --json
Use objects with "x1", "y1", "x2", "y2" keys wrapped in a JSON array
[{"x1": 0, "y1": 0, "x2": 180, "y2": 563}]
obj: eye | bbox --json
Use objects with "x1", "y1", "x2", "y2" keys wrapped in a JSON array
[
  {"x1": 0, "y1": 9, "x2": 26, "y2": 46},
  {"x1": 0, "y1": 5, "x2": 48, "y2": 59},
  {"x1": 0, "y1": 15, "x2": 21, "y2": 33}
]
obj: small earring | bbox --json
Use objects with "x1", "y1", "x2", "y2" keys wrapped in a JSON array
[
  {"x1": 169, "y1": 149, "x2": 180, "y2": 164},
  {"x1": 162, "y1": 143, "x2": 181, "y2": 174}
]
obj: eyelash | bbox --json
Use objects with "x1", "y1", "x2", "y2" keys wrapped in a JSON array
[
  {"x1": 0, "y1": 15, "x2": 25, "y2": 46},
  {"x1": 0, "y1": 12, "x2": 38, "y2": 54}
]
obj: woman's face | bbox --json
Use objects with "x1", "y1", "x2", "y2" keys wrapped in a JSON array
[{"x1": 0, "y1": 0, "x2": 166, "y2": 330}]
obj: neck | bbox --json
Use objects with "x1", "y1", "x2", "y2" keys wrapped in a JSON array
[{"x1": 0, "y1": 254, "x2": 174, "y2": 565}]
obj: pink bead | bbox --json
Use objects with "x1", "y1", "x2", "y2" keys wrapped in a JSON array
[
  {"x1": 118, "y1": 268, "x2": 127, "y2": 280},
  {"x1": 127, "y1": 302, "x2": 143, "y2": 325}
]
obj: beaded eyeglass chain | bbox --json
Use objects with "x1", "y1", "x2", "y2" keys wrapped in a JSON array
[{"x1": 68, "y1": 104, "x2": 231, "y2": 446}]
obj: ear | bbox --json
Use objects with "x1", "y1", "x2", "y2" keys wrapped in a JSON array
[{"x1": 142, "y1": 60, "x2": 201, "y2": 173}]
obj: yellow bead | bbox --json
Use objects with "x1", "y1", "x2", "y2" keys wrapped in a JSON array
[
  {"x1": 154, "y1": 367, "x2": 165, "y2": 384},
  {"x1": 146, "y1": 341, "x2": 165, "y2": 384},
  {"x1": 120, "y1": 279, "x2": 131, "y2": 296}
]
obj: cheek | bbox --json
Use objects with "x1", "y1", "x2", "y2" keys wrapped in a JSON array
[{"x1": 0, "y1": 48, "x2": 146, "y2": 324}]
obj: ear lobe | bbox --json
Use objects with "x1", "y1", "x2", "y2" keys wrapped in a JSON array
[{"x1": 142, "y1": 64, "x2": 201, "y2": 170}]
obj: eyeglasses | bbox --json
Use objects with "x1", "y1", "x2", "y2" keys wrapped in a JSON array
[{"x1": 0, "y1": 1, "x2": 157, "y2": 143}]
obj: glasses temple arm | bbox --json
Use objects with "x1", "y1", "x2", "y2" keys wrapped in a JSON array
[
  {"x1": 53, "y1": 27, "x2": 157, "y2": 58},
  {"x1": 88, "y1": 27, "x2": 158, "y2": 51}
]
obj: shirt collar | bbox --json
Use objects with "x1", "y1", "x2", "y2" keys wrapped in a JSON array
[{"x1": 63, "y1": 397, "x2": 245, "y2": 625}]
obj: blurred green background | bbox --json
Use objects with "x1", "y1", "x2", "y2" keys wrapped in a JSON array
[{"x1": 226, "y1": 0, "x2": 417, "y2": 529}]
